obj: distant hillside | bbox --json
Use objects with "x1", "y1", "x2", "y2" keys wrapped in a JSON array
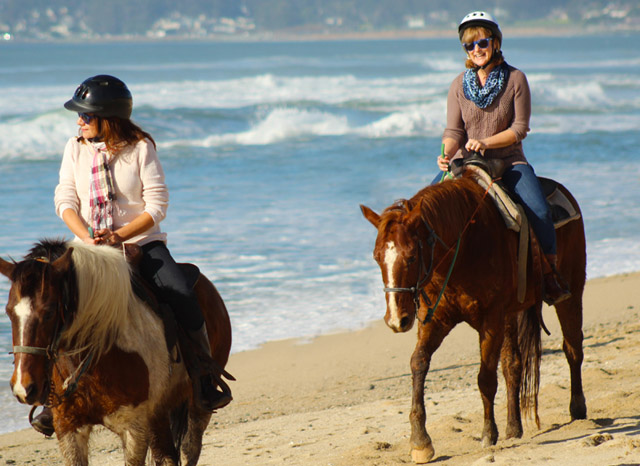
[{"x1": 1, "y1": 0, "x2": 638, "y2": 40}]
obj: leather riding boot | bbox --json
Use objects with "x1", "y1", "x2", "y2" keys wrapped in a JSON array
[
  {"x1": 188, "y1": 323, "x2": 233, "y2": 411},
  {"x1": 30, "y1": 406, "x2": 54, "y2": 437},
  {"x1": 543, "y1": 254, "x2": 571, "y2": 306}
]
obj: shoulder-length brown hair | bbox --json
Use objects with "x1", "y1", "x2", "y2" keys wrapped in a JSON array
[
  {"x1": 79, "y1": 117, "x2": 156, "y2": 154},
  {"x1": 461, "y1": 26, "x2": 504, "y2": 69}
]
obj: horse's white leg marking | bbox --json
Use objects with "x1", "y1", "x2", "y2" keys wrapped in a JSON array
[
  {"x1": 384, "y1": 241, "x2": 403, "y2": 329},
  {"x1": 11, "y1": 297, "x2": 33, "y2": 401}
]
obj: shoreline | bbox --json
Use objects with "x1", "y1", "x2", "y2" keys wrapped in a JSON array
[
  {"x1": 1, "y1": 271, "x2": 639, "y2": 464},
  {"x1": 3, "y1": 24, "x2": 640, "y2": 45}
]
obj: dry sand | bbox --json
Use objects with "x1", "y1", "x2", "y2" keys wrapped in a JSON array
[{"x1": 1, "y1": 272, "x2": 639, "y2": 465}]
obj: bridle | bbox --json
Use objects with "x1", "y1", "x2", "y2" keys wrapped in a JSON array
[
  {"x1": 9, "y1": 257, "x2": 91, "y2": 408},
  {"x1": 382, "y1": 178, "x2": 493, "y2": 324},
  {"x1": 383, "y1": 217, "x2": 460, "y2": 324}
]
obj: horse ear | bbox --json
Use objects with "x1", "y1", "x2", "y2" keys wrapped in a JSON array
[
  {"x1": 52, "y1": 247, "x2": 74, "y2": 273},
  {"x1": 0, "y1": 257, "x2": 15, "y2": 279},
  {"x1": 360, "y1": 205, "x2": 381, "y2": 228}
]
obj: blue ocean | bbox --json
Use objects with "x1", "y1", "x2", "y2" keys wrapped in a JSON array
[{"x1": 0, "y1": 35, "x2": 639, "y2": 433}]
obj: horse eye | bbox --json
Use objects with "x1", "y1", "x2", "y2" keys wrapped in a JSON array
[{"x1": 406, "y1": 256, "x2": 416, "y2": 265}]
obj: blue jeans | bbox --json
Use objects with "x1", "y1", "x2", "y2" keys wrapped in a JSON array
[
  {"x1": 430, "y1": 163, "x2": 556, "y2": 254},
  {"x1": 139, "y1": 241, "x2": 204, "y2": 331},
  {"x1": 501, "y1": 164, "x2": 556, "y2": 255}
]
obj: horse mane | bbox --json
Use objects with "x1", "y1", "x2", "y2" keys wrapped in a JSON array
[
  {"x1": 380, "y1": 173, "x2": 494, "y2": 242},
  {"x1": 61, "y1": 242, "x2": 139, "y2": 359}
]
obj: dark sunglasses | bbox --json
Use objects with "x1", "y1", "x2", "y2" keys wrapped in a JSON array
[
  {"x1": 78, "y1": 112, "x2": 95, "y2": 124},
  {"x1": 462, "y1": 37, "x2": 493, "y2": 52}
]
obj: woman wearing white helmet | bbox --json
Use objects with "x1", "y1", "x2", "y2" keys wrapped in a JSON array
[{"x1": 436, "y1": 11, "x2": 570, "y2": 305}]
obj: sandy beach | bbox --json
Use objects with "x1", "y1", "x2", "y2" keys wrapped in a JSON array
[{"x1": 1, "y1": 272, "x2": 639, "y2": 465}]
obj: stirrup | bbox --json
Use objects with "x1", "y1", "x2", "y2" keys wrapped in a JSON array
[{"x1": 29, "y1": 406, "x2": 55, "y2": 437}]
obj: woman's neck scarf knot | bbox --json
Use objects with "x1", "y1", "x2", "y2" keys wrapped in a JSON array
[
  {"x1": 463, "y1": 62, "x2": 510, "y2": 109},
  {"x1": 89, "y1": 142, "x2": 115, "y2": 232}
]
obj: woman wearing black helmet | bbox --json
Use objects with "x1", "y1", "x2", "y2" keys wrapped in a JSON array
[
  {"x1": 437, "y1": 12, "x2": 570, "y2": 305},
  {"x1": 31, "y1": 75, "x2": 231, "y2": 436}
]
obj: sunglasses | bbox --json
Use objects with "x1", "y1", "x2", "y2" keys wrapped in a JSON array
[
  {"x1": 78, "y1": 112, "x2": 95, "y2": 124},
  {"x1": 462, "y1": 37, "x2": 493, "y2": 52}
]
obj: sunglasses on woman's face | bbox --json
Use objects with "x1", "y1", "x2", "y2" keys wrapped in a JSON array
[
  {"x1": 78, "y1": 112, "x2": 95, "y2": 124},
  {"x1": 462, "y1": 37, "x2": 493, "y2": 52}
]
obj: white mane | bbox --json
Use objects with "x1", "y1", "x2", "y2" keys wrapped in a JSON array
[{"x1": 60, "y1": 242, "x2": 140, "y2": 359}]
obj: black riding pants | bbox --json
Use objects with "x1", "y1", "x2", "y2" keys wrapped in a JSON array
[{"x1": 139, "y1": 240, "x2": 204, "y2": 331}]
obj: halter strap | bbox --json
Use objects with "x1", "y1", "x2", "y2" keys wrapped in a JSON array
[{"x1": 11, "y1": 345, "x2": 50, "y2": 357}]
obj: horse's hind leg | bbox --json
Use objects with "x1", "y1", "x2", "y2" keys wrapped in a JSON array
[
  {"x1": 478, "y1": 321, "x2": 504, "y2": 447},
  {"x1": 180, "y1": 408, "x2": 211, "y2": 466},
  {"x1": 555, "y1": 295, "x2": 587, "y2": 419},
  {"x1": 57, "y1": 426, "x2": 92, "y2": 466},
  {"x1": 501, "y1": 315, "x2": 523, "y2": 439},
  {"x1": 149, "y1": 416, "x2": 179, "y2": 466}
]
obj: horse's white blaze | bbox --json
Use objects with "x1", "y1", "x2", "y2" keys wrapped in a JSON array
[
  {"x1": 12, "y1": 297, "x2": 33, "y2": 400},
  {"x1": 384, "y1": 241, "x2": 402, "y2": 328}
]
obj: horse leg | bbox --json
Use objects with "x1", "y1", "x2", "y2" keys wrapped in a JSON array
[
  {"x1": 149, "y1": 414, "x2": 179, "y2": 466},
  {"x1": 57, "y1": 427, "x2": 92, "y2": 466},
  {"x1": 554, "y1": 295, "x2": 587, "y2": 419},
  {"x1": 180, "y1": 408, "x2": 211, "y2": 466},
  {"x1": 478, "y1": 322, "x2": 504, "y2": 447},
  {"x1": 120, "y1": 426, "x2": 152, "y2": 466},
  {"x1": 500, "y1": 315, "x2": 523, "y2": 439},
  {"x1": 409, "y1": 320, "x2": 453, "y2": 464}
]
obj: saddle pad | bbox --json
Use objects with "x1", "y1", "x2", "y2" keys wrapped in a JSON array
[{"x1": 465, "y1": 166, "x2": 581, "y2": 232}]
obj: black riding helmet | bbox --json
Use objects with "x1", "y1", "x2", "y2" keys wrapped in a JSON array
[{"x1": 64, "y1": 75, "x2": 133, "y2": 119}]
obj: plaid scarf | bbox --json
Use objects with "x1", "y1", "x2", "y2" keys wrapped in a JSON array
[{"x1": 89, "y1": 142, "x2": 115, "y2": 232}]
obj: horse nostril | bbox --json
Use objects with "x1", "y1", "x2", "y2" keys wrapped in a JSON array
[
  {"x1": 24, "y1": 383, "x2": 39, "y2": 404},
  {"x1": 400, "y1": 316, "x2": 411, "y2": 329}
]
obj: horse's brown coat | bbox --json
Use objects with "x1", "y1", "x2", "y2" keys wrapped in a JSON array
[{"x1": 362, "y1": 173, "x2": 586, "y2": 463}]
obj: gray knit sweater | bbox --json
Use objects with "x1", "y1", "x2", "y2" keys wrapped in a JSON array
[{"x1": 443, "y1": 65, "x2": 531, "y2": 167}]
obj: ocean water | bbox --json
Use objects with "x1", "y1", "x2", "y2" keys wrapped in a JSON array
[{"x1": 0, "y1": 35, "x2": 639, "y2": 433}]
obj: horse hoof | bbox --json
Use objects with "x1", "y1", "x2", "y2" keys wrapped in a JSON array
[{"x1": 411, "y1": 445, "x2": 435, "y2": 464}]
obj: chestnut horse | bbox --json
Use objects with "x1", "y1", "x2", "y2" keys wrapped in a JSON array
[
  {"x1": 0, "y1": 239, "x2": 232, "y2": 466},
  {"x1": 361, "y1": 173, "x2": 586, "y2": 463}
]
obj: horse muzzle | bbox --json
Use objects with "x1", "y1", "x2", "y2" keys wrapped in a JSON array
[{"x1": 384, "y1": 292, "x2": 416, "y2": 333}]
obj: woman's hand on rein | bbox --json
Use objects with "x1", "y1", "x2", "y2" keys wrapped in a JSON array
[
  {"x1": 465, "y1": 139, "x2": 487, "y2": 153},
  {"x1": 93, "y1": 229, "x2": 123, "y2": 247},
  {"x1": 437, "y1": 154, "x2": 450, "y2": 172}
]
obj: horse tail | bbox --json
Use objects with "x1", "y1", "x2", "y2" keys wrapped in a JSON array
[{"x1": 518, "y1": 305, "x2": 542, "y2": 428}]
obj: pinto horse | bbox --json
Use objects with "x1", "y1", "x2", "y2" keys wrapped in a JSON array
[
  {"x1": 361, "y1": 173, "x2": 586, "y2": 463},
  {"x1": 0, "y1": 239, "x2": 232, "y2": 466}
]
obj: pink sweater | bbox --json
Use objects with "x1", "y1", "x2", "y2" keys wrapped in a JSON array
[
  {"x1": 443, "y1": 65, "x2": 531, "y2": 166},
  {"x1": 54, "y1": 137, "x2": 169, "y2": 245}
]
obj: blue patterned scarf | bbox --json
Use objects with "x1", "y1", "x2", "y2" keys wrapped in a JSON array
[{"x1": 463, "y1": 63, "x2": 510, "y2": 109}]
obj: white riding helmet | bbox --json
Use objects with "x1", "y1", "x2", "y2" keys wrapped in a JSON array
[{"x1": 458, "y1": 11, "x2": 502, "y2": 43}]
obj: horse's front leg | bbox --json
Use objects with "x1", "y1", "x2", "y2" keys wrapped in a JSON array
[
  {"x1": 409, "y1": 320, "x2": 452, "y2": 464},
  {"x1": 478, "y1": 321, "x2": 504, "y2": 447},
  {"x1": 121, "y1": 425, "x2": 152, "y2": 466},
  {"x1": 56, "y1": 426, "x2": 92, "y2": 466}
]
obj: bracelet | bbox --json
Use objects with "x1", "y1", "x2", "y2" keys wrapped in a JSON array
[{"x1": 88, "y1": 227, "x2": 94, "y2": 239}]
